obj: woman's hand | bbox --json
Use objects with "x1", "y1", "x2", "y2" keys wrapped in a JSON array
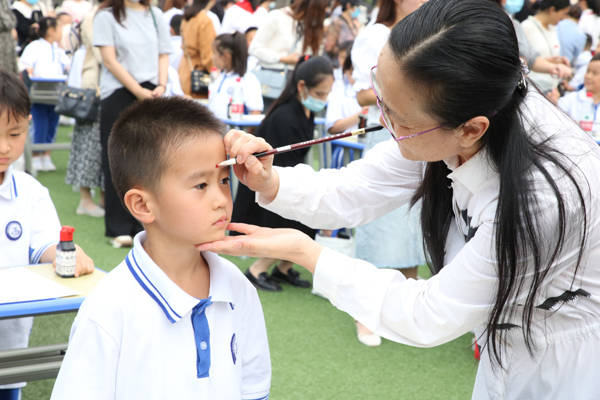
[
  {"x1": 224, "y1": 129, "x2": 280, "y2": 203},
  {"x1": 72, "y1": 245, "x2": 95, "y2": 277},
  {"x1": 196, "y1": 223, "x2": 323, "y2": 273},
  {"x1": 151, "y1": 85, "x2": 166, "y2": 98},
  {"x1": 136, "y1": 87, "x2": 154, "y2": 101}
]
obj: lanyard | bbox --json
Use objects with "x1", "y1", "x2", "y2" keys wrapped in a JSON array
[{"x1": 217, "y1": 73, "x2": 229, "y2": 94}]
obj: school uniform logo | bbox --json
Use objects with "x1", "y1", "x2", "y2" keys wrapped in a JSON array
[
  {"x1": 5, "y1": 221, "x2": 22, "y2": 241},
  {"x1": 230, "y1": 333, "x2": 238, "y2": 365}
]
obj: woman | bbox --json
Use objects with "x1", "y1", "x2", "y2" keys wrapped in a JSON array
[
  {"x1": 349, "y1": 0, "x2": 427, "y2": 346},
  {"x1": 232, "y1": 55, "x2": 333, "y2": 292},
  {"x1": 323, "y1": 0, "x2": 361, "y2": 66},
  {"x1": 179, "y1": 0, "x2": 216, "y2": 98},
  {"x1": 249, "y1": 0, "x2": 329, "y2": 105},
  {"x1": 93, "y1": 0, "x2": 171, "y2": 247},
  {"x1": 11, "y1": 0, "x2": 45, "y2": 54},
  {"x1": 521, "y1": 0, "x2": 570, "y2": 99},
  {"x1": 65, "y1": 7, "x2": 105, "y2": 218},
  {"x1": 203, "y1": 0, "x2": 600, "y2": 397}
]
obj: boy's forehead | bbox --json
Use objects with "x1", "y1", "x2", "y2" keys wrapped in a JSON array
[{"x1": 0, "y1": 110, "x2": 29, "y2": 128}]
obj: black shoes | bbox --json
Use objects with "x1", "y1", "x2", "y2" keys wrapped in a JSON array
[
  {"x1": 270, "y1": 266, "x2": 311, "y2": 288},
  {"x1": 245, "y1": 269, "x2": 282, "y2": 291}
]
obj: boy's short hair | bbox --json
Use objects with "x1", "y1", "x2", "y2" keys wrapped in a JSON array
[
  {"x1": 170, "y1": 14, "x2": 182, "y2": 36},
  {"x1": 0, "y1": 69, "x2": 30, "y2": 122},
  {"x1": 108, "y1": 97, "x2": 225, "y2": 201}
]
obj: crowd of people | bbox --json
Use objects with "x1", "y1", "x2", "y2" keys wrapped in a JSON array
[{"x1": 2, "y1": 0, "x2": 600, "y2": 398}]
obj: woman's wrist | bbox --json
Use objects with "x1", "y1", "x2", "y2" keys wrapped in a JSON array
[{"x1": 259, "y1": 169, "x2": 280, "y2": 204}]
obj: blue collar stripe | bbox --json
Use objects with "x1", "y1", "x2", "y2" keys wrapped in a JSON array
[
  {"x1": 30, "y1": 242, "x2": 54, "y2": 264},
  {"x1": 130, "y1": 251, "x2": 182, "y2": 320},
  {"x1": 244, "y1": 395, "x2": 270, "y2": 400},
  {"x1": 11, "y1": 176, "x2": 17, "y2": 198},
  {"x1": 125, "y1": 254, "x2": 177, "y2": 323},
  {"x1": 192, "y1": 298, "x2": 213, "y2": 378}
]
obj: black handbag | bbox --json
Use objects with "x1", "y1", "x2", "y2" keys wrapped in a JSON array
[
  {"x1": 54, "y1": 86, "x2": 100, "y2": 122},
  {"x1": 186, "y1": 53, "x2": 210, "y2": 95}
]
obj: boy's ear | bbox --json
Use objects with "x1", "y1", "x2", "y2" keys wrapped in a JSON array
[{"x1": 123, "y1": 188, "x2": 155, "y2": 224}]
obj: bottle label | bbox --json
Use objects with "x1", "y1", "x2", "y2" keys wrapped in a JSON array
[
  {"x1": 56, "y1": 249, "x2": 76, "y2": 277},
  {"x1": 580, "y1": 120, "x2": 594, "y2": 132}
]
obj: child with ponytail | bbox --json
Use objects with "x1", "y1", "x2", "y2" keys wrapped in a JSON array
[{"x1": 208, "y1": 31, "x2": 264, "y2": 119}]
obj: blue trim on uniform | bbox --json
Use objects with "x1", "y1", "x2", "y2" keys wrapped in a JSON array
[
  {"x1": 125, "y1": 254, "x2": 176, "y2": 324},
  {"x1": 11, "y1": 175, "x2": 17, "y2": 198},
  {"x1": 30, "y1": 242, "x2": 54, "y2": 264},
  {"x1": 244, "y1": 394, "x2": 270, "y2": 400},
  {"x1": 129, "y1": 251, "x2": 182, "y2": 321},
  {"x1": 192, "y1": 298, "x2": 213, "y2": 378}
]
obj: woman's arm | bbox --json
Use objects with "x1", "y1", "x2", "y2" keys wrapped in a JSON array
[
  {"x1": 152, "y1": 53, "x2": 169, "y2": 97},
  {"x1": 99, "y1": 46, "x2": 152, "y2": 100}
]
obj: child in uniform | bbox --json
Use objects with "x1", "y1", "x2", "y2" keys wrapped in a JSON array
[
  {"x1": 0, "y1": 70, "x2": 94, "y2": 400},
  {"x1": 19, "y1": 16, "x2": 70, "y2": 172},
  {"x1": 208, "y1": 32, "x2": 263, "y2": 119},
  {"x1": 558, "y1": 53, "x2": 600, "y2": 138},
  {"x1": 51, "y1": 97, "x2": 271, "y2": 400}
]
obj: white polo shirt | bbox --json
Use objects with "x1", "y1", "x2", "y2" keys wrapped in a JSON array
[
  {"x1": 558, "y1": 88, "x2": 600, "y2": 139},
  {"x1": 208, "y1": 71, "x2": 263, "y2": 119},
  {"x1": 325, "y1": 75, "x2": 362, "y2": 132},
  {"x1": 19, "y1": 38, "x2": 70, "y2": 79},
  {"x1": 51, "y1": 232, "x2": 271, "y2": 400},
  {"x1": 0, "y1": 166, "x2": 60, "y2": 389}
]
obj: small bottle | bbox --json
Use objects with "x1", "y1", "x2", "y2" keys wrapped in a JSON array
[
  {"x1": 55, "y1": 226, "x2": 76, "y2": 278},
  {"x1": 228, "y1": 77, "x2": 244, "y2": 120},
  {"x1": 210, "y1": 66, "x2": 220, "y2": 83},
  {"x1": 358, "y1": 107, "x2": 368, "y2": 129}
]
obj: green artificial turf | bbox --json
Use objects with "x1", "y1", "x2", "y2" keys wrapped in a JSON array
[{"x1": 22, "y1": 126, "x2": 477, "y2": 399}]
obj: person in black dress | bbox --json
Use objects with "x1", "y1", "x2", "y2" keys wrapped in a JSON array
[{"x1": 232, "y1": 55, "x2": 334, "y2": 291}]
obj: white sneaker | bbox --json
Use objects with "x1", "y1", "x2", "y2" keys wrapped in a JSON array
[
  {"x1": 357, "y1": 332, "x2": 382, "y2": 347},
  {"x1": 109, "y1": 235, "x2": 133, "y2": 248},
  {"x1": 32, "y1": 156, "x2": 44, "y2": 172},
  {"x1": 42, "y1": 155, "x2": 56, "y2": 172},
  {"x1": 76, "y1": 203, "x2": 105, "y2": 217}
]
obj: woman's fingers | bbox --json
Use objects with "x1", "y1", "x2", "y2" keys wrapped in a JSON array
[
  {"x1": 225, "y1": 130, "x2": 272, "y2": 163},
  {"x1": 227, "y1": 222, "x2": 261, "y2": 235}
]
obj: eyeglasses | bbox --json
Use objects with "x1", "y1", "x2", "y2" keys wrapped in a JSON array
[{"x1": 369, "y1": 65, "x2": 442, "y2": 141}]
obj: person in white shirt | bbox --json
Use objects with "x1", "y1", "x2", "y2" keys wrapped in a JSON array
[
  {"x1": 51, "y1": 97, "x2": 271, "y2": 400},
  {"x1": 0, "y1": 70, "x2": 94, "y2": 400},
  {"x1": 19, "y1": 17, "x2": 70, "y2": 172},
  {"x1": 162, "y1": 0, "x2": 185, "y2": 29},
  {"x1": 325, "y1": 46, "x2": 364, "y2": 135},
  {"x1": 60, "y1": 0, "x2": 92, "y2": 23},
  {"x1": 521, "y1": 0, "x2": 570, "y2": 98},
  {"x1": 169, "y1": 14, "x2": 184, "y2": 70},
  {"x1": 220, "y1": 0, "x2": 255, "y2": 34},
  {"x1": 558, "y1": 53, "x2": 600, "y2": 138},
  {"x1": 578, "y1": 0, "x2": 600, "y2": 48},
  {"x1": 202, "y1": 1, "x2": 600, "y2": 398},
  {"x1": 208, "y1": 32, "x2": 263, "y2": 119}
]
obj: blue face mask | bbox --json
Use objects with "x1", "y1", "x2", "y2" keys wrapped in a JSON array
[
  {"x1": 301, "y1": 92, "x2": 327, "y2": 113},
  {"x1": 351, "y1": 8, "x2": 360, "y2": 19},
  {"x1": 26, "y1": 0, "x2": 39, "y2": 5},
  {"x1": 504, "y1": 0, "x2": 524, "y2": 15},
  {"x1": 268, "y1": 1, "x2": 276, "y2": 10}
]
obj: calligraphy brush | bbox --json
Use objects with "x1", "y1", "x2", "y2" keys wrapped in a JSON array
[{"x1": 216, "y1": 125, "x2": 383, "y2": 168}]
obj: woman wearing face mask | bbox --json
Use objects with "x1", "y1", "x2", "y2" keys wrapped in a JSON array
[
  {"x1": 231, "y1": 55, "x2": 334, "y2": 292},
  {"x1": 11, "y1": 0, "x2": 46, "y2": 54}
]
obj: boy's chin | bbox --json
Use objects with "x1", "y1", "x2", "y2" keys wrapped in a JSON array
[{"x1": 196, "y1": 231, "x2": 227, "y2": 247}]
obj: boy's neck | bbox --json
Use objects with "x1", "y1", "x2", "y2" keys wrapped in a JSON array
[{"x1": 142, "y1": 232, "x2": 211, "y2": 299}]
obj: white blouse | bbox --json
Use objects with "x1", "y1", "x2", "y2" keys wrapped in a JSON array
[
  {"x1": 350, "y1": 23, "x2": 389, "y2": 125},
  {"x1": 521, "y1": 16, "x2": 561, "y2": 93},
  {"x1": 260, "y1": 91, "x2": 600, "y2": 399}
]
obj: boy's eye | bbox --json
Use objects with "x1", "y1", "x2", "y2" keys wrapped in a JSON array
[
  {"x1": 195, "y1": 183, "x2": 207, "y2": 190},
  {"x1": 9, "y1": 133, "x2": 22, "y2": 137},
  {"x1": 221, "y1": 177, "x2": 231, "y2": 185}
]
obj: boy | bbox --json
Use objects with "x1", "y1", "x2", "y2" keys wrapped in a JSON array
[
  {"x1": 51, "y1": 97, "x2": 271, "y2": 400},
  {"x1": 0, "y1": 70, "x2": 94, "y2": 399}
]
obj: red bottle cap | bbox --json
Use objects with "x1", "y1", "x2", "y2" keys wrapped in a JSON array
[
  {"x1": 236, "y1": 77, "x2": 241, "y2": 82},
  {"x1": 60, "y1": 226, "x2": 75, "y2": 242}
]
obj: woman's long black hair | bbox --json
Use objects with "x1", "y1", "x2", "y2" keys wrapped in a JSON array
[
  {"x1": 394, "y1": 0, "x2": 588, "y2": 367},
  {"x1": 265, "y1": 55, "x2": 333, "y2": 118}
]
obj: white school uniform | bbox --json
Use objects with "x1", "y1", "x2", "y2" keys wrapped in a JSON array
[
  {"x1": 351, "y1": 23, "x2": 390, "y2": 126},
  {"x1": 0, "y1": 166, "x2": 60, "y2": 389},
  {"x1": 325, "y1": 74, "x2": 361, "y2": 133},
  {"x1": 208, "y1": 71, "x2": 263, "y2": 119},
  {"x1": 19, "y1": 38, "x2": 70, "y2": 79},
  {"x1": 220, "y1": 4, "x2": 254, "y2": 34},
  {"x1": 258, "y1": 91, "x2": 600, "y2": 399},
  {"x1": 558, "y1": 88, "x2": 600, "y2": 138},
  {"x1": 51, "y1": 232, "x2": 271, "y2": 400}
]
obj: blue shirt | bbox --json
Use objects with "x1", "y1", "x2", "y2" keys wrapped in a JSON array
[{"x1": 557, "y1": 19, "x2": 586, "y2": 65}]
